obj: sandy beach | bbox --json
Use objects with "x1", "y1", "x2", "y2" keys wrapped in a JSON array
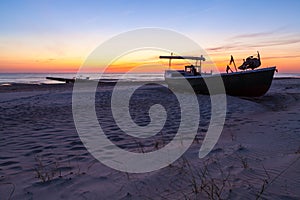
[{"x1": 0, "y1": 78, "x2": 299, "y2": 199}]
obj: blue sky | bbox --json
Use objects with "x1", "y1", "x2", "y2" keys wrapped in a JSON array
[
  {"x1": 1, "y1": 0, "x2": 299, "y2": 34},
  {"x1": 0, "y1": 0, "x2": 300, "y2": 72}
]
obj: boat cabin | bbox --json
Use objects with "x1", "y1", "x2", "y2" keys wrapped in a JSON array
[{"x1": 185, "y1": 65, "x2": 199, "y2": 75}]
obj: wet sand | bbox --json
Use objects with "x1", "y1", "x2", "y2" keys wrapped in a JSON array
[{"x1": 0, "y1": 79, "x2": 299, "y2": 199}]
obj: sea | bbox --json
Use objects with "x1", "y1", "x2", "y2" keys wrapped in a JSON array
[
  {"x1": 0, "y1": 72, "x2": 299, "y2": 85},
  {"x1": 0, "y1": 73, "x2": 165, "y2": 85}
]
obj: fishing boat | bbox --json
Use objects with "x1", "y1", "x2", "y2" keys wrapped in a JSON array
[
  {"x1": 46, "y1": 76, "x2": 118, "y2": 83},
  {"x1": 46, "y1": 76, "x2": 91, "y2": 83},
  {"x1": 161, "y1": 52, "x2": 276, "y2": 97}
]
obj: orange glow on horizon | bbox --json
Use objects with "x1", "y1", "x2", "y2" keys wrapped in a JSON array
[{"x1": 0, "y1": 51, "x2": 299, "y2": 73}]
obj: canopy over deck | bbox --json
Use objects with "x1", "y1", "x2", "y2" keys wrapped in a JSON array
[
  {"x1": 159, "y1": 55, "x2": 205, "y2": 61},
  {"x1": 159, "y1": 54, "x2": 206, "y2": 71}
]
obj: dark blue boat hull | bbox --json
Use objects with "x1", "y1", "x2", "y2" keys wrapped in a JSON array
[{"x1": 165, "y1": 67, "x2": 276, "y2": 97}]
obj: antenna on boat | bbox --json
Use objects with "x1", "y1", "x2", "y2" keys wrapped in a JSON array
[
  {"x1": 199, "y1": 55, "x2": 205, "y2": 74},
  {"x1": 168, "y1": 52, "x2": 173, "y2": 69}
]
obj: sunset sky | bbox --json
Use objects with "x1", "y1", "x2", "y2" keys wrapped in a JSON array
[{"x1": 1, "y1": 0, "x2": 300, "y2": 73}]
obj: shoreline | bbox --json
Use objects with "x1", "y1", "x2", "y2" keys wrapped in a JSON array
[
  {"x1": 0, "y1": 72, "x2": 299, "y2": 87},
  {"x1": 0, "y1": 80, "x2": 167, "y2": 93},
  {"x1": 0, "y1": 77, "x2": 298, "y2": 93}
]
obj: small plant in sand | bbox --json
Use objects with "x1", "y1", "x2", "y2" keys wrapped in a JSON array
[
  {"x1": 34, "y1": 155, "x2": 60, "y2": 182},
  {"x1": 295, "y1": 146, "x2": 300, "y2": 154},
  {"x1": 199, "y1": 165, "x2": 232, "y2": 199},
  {"x1": 230, "y1": 131, "x2": 236, "y2": 141},
  {"x1": 237, "y1": 154, "x2": 249, "y2": 169},
  {"x1": 256, "y1": 179, "x2": 268, "y2": 200},
  {"x1": 180, "y1": 156, "x2": 233, "y2": 200},
  {"x1": 34, "y1": 154, "x2": 90, "y2": 183},
  {"x1": 252, "y1": 164, "x2": 272, "y2": 199}
]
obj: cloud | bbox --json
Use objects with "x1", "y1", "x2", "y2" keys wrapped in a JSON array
[
  {"x1": 248, "y1": 38, "x2": 300, "y2": 48},
  {"x1": 229, "y1": 27, "x2": 288, "y2": 40},
  {"x1": 207, "y1": 45, "x2": 237, "y2": 51},
  {"x1": 35, "y1": 58, "x2": 56, "y2": 63},
  {"x1": 206, "y1": 42, "x2": 243, "y2": 51},
  {"x1": 263, "y1": 55, "x2": 300, "y2": 60},
  {"x1": 207, "y1": 37, "x2": 300, "y2": 52},
  {"x1": 207, "y1": 27, "x2": 300, "y2": 52},
  {"x1": 230, "y1": 31, "x2": 275, "y2": 39}
]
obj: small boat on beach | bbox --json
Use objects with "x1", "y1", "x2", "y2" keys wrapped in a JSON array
[
  {"x1": 46, "y1": 76, "x2": 118, "y2": 84},
  {"x1": 161, "y1": 52, "x2": 276, "y2": 97},
  {"x1": 46, "y1": 76, "x2": 93, "y2": 83}
]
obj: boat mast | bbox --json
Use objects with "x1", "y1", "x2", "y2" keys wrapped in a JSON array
[
  {"x1": 159, "y1": 54, "x2": 206, "y2": 72},
  {"x1": 198, "y1": 55, "x2": 204, "y2": 74},
  {"x1": 199, "y1": 59, "x2": 202, "y2": 74},
  {"x1": 168, "y1": 52, "x2": 173, "y2": 69}
]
